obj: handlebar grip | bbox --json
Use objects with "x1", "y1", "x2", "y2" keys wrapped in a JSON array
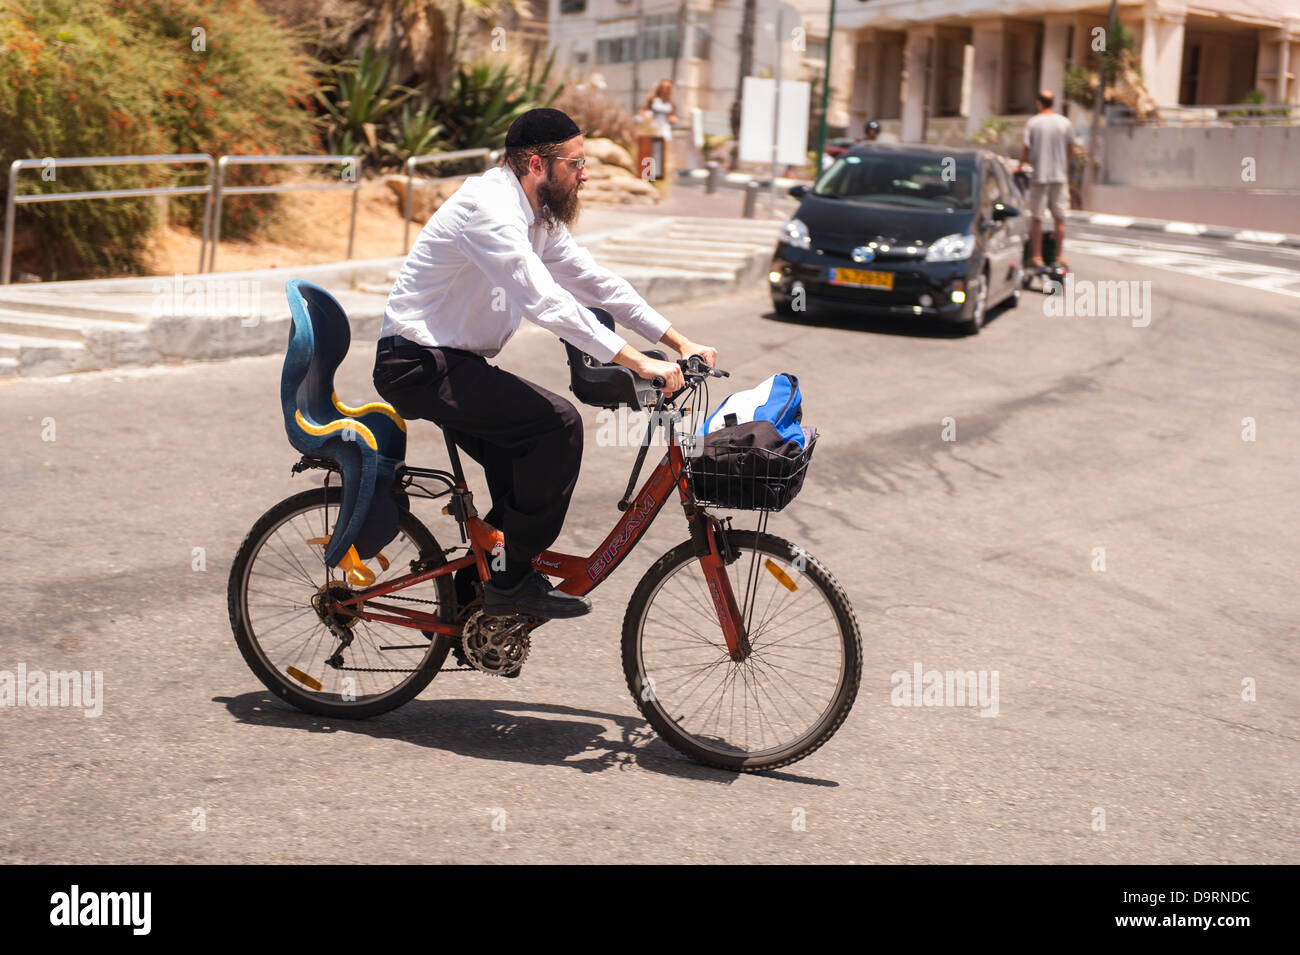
[{"x1": 652, "y1": 376, "x2": 666, "y2": 388}]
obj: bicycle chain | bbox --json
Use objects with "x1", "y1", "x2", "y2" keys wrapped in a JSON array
[{"x1": 333, "y1": 592, "x2": 475, "y2": 672}]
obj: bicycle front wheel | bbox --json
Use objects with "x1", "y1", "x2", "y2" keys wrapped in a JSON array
[
  {"x1": 622, "y1": 530, "x2": 861, "y2": 772},
  {"x1": 228, "y1": 485, "x2": 455, "y2": 719}
]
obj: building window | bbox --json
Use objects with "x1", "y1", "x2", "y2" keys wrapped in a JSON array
[
  {"x1": 640, "y1": 13, "x2": 680, "y2": 61},
  {"x1": 560, "y1": 0, "x2": 585, "y2": 13},
  {"x1": 596, "y1": 36, "x2": 637, "y2": 64},
  {"x1": 1179, "y1": 43, "x2": 1201, "y2": 105}
]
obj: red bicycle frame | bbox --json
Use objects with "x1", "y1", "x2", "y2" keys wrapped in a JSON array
[{"x1": 335, "y1": 440, "x2": 750, "y2": 660}]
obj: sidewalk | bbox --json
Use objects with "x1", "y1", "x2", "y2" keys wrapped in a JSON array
[{"x1": 0, "y1": 206, "x2": 782, "y2": 379}]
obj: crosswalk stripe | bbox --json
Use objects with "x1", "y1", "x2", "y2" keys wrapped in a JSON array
[{"x1": 1068, "y1": 239, "x2": 1300, "y2": 300}]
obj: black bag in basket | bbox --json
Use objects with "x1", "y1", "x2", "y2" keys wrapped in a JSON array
[{"x1": 689, "y1": 420, "x2": 817, "y2": 510}]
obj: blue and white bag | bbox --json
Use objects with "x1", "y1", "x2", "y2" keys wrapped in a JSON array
[
  {"x1": 688, "y1": 373, "x2": 816, "y2": 510},
  {"x1": 698, "y1": 373, "x2": 805, "y2": 449}
]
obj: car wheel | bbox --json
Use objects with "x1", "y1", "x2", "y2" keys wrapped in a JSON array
[
  {"x1": 772, "y1": 295, "x2": 796, "y2": 317},
  {"x1": 962, "y1": 271, "x2": 989, "y2": 334}
]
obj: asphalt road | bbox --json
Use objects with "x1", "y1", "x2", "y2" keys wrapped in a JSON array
[{"x1": 2, "y1": 233, "x2": 1297, "y2": 864}]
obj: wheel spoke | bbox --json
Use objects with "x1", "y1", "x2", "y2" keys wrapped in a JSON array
[
  {"x1": 631, "y1": 535, "x2": 858, "y2": 767},
  {"x1": 232, "y1": 491, "x2": 452, "y2": 714}
]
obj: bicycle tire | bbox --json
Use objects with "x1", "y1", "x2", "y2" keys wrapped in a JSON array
[
  {"x1": 622, "y1": 530, "x2": 861, "y2": 772},
  {"x1": 228, "y1": 485, "x2": 455, "y2": 719}
]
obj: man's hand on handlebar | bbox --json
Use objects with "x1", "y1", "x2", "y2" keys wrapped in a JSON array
[
  {"x1": 639, "y1": 356, "x2": 684, "y2": 394},
  {"x1": 677, "y1": 340, "x2": 718, "y2": 369}
]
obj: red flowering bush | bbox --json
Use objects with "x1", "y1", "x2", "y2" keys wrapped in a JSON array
[{"x1": 0, "y1": 0, "x2": 318, "y2": 278}]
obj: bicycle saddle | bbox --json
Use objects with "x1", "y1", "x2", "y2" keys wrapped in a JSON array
[
  {"x1": 561, "y1": 306, "x2": 666, "y2": 411},
  {"x1": 282, "y1": 279, "x2": 408, "y2": 570}
]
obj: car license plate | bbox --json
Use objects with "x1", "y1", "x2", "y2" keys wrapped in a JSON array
[{"x1": 830, "y1": 268, "x2": 893, "y2": 290}]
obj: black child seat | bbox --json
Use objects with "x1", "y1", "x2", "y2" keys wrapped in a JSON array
[{"x1": 560, "y1": 306, "x2": 668, "y2": 410}]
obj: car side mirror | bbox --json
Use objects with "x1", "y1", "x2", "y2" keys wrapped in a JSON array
[
  {"x1": 992, "y1": 202, "x2": 1020, "y2": 221},
  {"x1": 788, "y1": 184, "x2": 808, "y2": 198}
]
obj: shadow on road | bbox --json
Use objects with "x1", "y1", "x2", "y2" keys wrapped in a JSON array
[
  {"x1": 760, "y1": 300, "x2": 1019, "y2": 338},
  {"x1": 214, "y1": 691, "x2": 840, "y2": 787}
]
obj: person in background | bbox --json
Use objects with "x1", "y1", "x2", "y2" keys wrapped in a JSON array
[
  {"x1": 639, "y1": 79, "x2": 677, "y2": 184},
  {"x1": 1019, "y1": 89, "x2": 1078, "y2": 268},
  {"x1": 863, "y1": 118, "x2": 899, "y2": 144}
]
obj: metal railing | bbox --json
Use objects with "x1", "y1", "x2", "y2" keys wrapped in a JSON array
[
  {"x1": 3, "y1": 154, "x2": 214, "y2": 285},
  {"x1": 208, "y1": 154, "x2": 360, "y2": 272},
  {"x1": 401, "y1": 148, "x2": 501, "y2": 253}
]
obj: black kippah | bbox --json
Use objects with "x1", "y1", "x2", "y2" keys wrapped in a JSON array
[{"x1": 504, "y1": 108, "x2": 581, "y2": 149}]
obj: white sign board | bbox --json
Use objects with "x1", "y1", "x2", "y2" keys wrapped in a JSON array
[{"x1": 738, "y1": 76, "x2": 811, "y2": 167}]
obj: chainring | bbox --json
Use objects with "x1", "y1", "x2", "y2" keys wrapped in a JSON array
[{"x1": 460, "y1": 610, "x2": 533, "y2": 677}]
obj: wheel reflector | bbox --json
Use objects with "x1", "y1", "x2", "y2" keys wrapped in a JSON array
[
  {"x1": 764, "y1": 559, "x2": 798, "y2": 591},
  {"x1": 286, "y1": 666, "x2": 322, "y2": 691}
]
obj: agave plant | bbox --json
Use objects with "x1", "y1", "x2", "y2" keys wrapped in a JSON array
[
  {"x1": 433, "y1": 49, "x2": 562, "y2": 151},
  {"x1": 382, "y1": 101, "x2": 447, "y2": 162},
  {"x1": 316, "y1": 45, "x2": 414, "y2": 157}
]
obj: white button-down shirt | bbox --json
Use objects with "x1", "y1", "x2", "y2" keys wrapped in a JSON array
[{"x1": 380, "y1": 164, "x2": 671, "y2": 364}]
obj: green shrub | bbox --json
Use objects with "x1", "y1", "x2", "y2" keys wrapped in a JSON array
[{"x1": 0, "y1": 0, "x2": 318, "y2": 279}]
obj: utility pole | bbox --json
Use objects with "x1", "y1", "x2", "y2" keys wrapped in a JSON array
[
  {"x1": 632, "y1": 0, "x2": 644, "y2": 113},
  {"x1": 813, "y1": 0, "x2": 837, "y2": 174},
  {"x1": 1083, "y1": 0, "x2": 1119, "y2": 210},
  {"x1": 670, "y1": 0, "x2": 687, "y2": 92}
]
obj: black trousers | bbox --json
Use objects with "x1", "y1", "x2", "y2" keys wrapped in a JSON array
[{"x1": 372, "y1": 334, "x2": 583, "y2": 565}]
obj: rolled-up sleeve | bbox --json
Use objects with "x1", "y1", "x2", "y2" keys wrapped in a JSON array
[
  {"x1": 455, "y1": 206, "x2": 627, "y2": 362},
  {"x1": 541, "y1": 225, "x2": 673, "y2": 345}
]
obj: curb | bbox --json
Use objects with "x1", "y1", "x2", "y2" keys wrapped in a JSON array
[
  {"x1": 680, "y1": 168, "x2": 805, "y2": 190},
  {"x1": 1066, "y1": 211, "x2": 1300, "y2": 249}
]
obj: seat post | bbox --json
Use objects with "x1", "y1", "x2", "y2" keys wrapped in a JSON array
[{"x1": 443, "y1": 429, "x2": 467, "y2": 486}]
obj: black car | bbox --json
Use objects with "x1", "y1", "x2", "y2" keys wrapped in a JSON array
[{"x1": 770, "y1": 143, "x2": 1027, "y2": 333}]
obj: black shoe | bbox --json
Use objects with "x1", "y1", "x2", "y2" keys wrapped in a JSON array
[
  {"x1": 453, "y1": 563, "x2": 480, "y2": 613},
  {"x1": 483, "y1": 570, "x2": 592, "y2": 619}
]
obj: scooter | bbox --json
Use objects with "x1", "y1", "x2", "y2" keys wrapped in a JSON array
[
  {"x1": 1022, "y1": 234, "x2": 1069, "y2": 294},
  {"x1": 1012, "y1": 168, "x2": 1069, "y2": 294}
]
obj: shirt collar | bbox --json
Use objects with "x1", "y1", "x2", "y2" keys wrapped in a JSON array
[{"x1": 500, "y1": 165, "x2": 535, "y2": 229}]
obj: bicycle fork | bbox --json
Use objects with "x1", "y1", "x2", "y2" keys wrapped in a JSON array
[{"x1": 686, "y1": 504, "x2": 752, "y2": 662}]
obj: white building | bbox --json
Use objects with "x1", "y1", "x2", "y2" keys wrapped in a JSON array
[
  {"x1": 837, "y1": 0, "x2": 1300, "y2": 144},
  {"x1": 548, "y1": 0, "x2": 854, "y2": 126}
]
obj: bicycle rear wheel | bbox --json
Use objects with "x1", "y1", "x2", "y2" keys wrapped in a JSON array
[
  {"x1": 622, "y1": 530, "x2": 861, "y2": 772},
  {"x1": 228, "y1": 485, "x2": 455, "y2": 719}
]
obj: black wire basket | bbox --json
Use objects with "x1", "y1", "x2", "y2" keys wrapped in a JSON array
[{"x1": 683, "y1": 429, "x2": 818, "y2": 511}]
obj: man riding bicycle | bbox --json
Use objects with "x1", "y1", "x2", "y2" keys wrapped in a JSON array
[{"x1": 372, "y1": 108, "x2": 718, "y2": 621}]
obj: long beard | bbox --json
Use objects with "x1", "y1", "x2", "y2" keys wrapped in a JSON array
[{"x1": 537, "y1": 174, "x2": 582, "y2": 230}]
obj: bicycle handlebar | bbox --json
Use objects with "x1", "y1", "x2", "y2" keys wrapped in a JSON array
[{"x1": 650, "y1": 355, "x2": 729, "y2": 390}]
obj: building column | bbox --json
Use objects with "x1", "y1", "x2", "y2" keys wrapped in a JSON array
[
  {"x1": 1040, "y1": 15, "x2": 1072, "y2": 102},
  {"x1": 849, "y1": 30, "x2": 881, "y2": 131},
  {"x1": 1141, "y1": 0, "x2": 1187, "y2": 106},
  {"x1": 901, "y1": 26, "x2": 934, "y2": 141},
  {"x1": 966, "y1": 18, "x2": 1005, "y2": 135}
]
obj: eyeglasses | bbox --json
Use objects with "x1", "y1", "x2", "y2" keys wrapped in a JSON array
[{"x1": 550, "y1": 155, "x2": 588, "y2": 170}]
